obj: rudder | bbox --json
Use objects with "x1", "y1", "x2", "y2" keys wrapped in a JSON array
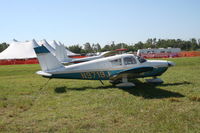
[{"x1": 34, "y1": 45, "x2": 64, "y2": 71}]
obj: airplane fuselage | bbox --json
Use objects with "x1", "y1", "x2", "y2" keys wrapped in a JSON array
[{"x1": 37, "y1": 54, "x2": 172, "y2": 80}]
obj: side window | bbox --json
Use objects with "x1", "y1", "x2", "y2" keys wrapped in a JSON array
[
  {"x1": 110, "y1": 58, "x2": 122, "y2": 66},
  {"x1": 124, "y1": 56, "x2": 137, "y2": 65}
]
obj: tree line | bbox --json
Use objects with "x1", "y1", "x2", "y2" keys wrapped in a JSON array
[
  {"x1": 0, "y1": 38, "x2": 200, "y2": 54},
  {"x1": 67, "y1": 38, "x2": 200, "y2": 54}
]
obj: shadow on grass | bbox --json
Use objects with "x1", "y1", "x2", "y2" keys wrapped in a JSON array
[
  {"x1": 119, "y1": 80, "x2": 187, "y2": 99},
  {"x1": 158, "y1": 81, "x2": 191, "y2": 87},
  {"x1": 54, "y1": 87, "x2": 67, "y2": 93},
  {"x1": 54, "y1": 81, "x2": 186, "y2": 99},
  {"x1": 54, "y1": 85, "x2": 113, "y2": 93}
]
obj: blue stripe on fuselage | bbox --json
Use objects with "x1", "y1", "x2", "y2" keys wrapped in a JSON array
[
  {"x1": 49, "y1": 70, "x2": 122, "y2": 80},
  {"x1": 44, "y1": 67, "x2": 168, "y2": 80}
]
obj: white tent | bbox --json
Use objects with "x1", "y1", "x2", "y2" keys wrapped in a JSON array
[
  {"x1": 38, "y1": 39, "x2": 55, "y2": 55},
  {"x1": 0, "y1": 39, "x2": 39, "y2": 60}
]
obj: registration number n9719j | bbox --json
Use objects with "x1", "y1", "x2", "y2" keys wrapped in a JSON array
[{"x1": 80, "y1": 71, "x2": 110, "y2": 79}]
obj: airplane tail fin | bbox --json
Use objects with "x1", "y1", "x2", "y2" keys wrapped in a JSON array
[
  {"x1": 34, "y1": 45, "x2": 64, "y2": 72},
  {"x1": 55, "y1": 44, "x2": 72, "y2": 63}
]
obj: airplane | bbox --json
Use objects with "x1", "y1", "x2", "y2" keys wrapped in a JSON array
[
  {"x1": 64, "y1": 51, "x2": 109, "y2": 63},
  {"x1": 34, "y1": 45, "x2": 175, "y2": 87},
  {"x1": 55, "y1": 43, "x2": 109, "y2": 63}
]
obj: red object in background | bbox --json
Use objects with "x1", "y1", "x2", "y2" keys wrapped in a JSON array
[
  {"x1": 0, "y1": 56, "x2": 88, "y2": 65},
  {"x1": 114, "y1": 48, "x2": 128, "y2": 51},
  {"x1": 178, "y1": 51, "x2": 200, "y2": 57},
  {"x1": 0, "y1": 58, "x2": 39, "y2": 65},
  {"x1": 69, "y1": 55, "x2": 88, "y2": 58},
  {"x1": 1, "y1": 51, "x2": 200, "y2": 65}
]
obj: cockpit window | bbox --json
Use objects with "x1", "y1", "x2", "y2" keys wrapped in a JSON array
[
  {"x1": 136, "y1": 56, "x2": 147, "y2": 63},
  {"x1": 110, "y1": 58, "x2": 122, "y2": 66},
  {"x1": 123, "y1": 56, "x2": 137, "y2": 65}
]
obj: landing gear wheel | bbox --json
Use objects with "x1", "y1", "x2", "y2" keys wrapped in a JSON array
[
  {"x1": 115, "y1": 82, "x2": 135, "y2": 88},
  {"x1": 145, "y1": 77, "x2": 163, "y2": 84},
  {"x1": 110, "y1": 75, "x2": 135, "y2": 88}
]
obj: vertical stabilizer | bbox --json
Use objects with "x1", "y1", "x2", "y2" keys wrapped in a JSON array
[
  {"x1": 34, "y1": 45, "x2": 64, "y2": 71},
  {"x1": 32, "y1": 39, "x2": 40, "y2": 48},
  {"x1": 55, "y1": 43, "x2": 72, "y2": 63},
  {"x1": 40, "y1": 39, "x2": 56, "y2": 55}
]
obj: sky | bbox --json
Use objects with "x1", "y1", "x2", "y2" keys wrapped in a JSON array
[{"x1": 0, "y1": 0, "x2": 200, "y2": 46}]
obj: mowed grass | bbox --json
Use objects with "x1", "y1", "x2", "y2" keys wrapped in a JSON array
[{"x1": 0, "y1": 57, "x2": 200, "y2": 133}]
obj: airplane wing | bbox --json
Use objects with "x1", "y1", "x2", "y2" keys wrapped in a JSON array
[{"x1": 110, "y1": 66, "x2": 153, "y2": 81}]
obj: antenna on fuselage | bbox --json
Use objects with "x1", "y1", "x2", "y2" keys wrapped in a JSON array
[{"x1": 99, "y1": 79, "x2": 104, "y2": 85}]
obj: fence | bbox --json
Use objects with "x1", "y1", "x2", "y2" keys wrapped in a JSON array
[{"x1": 0, "y1": 58, "x2": 39, "y2": 65}]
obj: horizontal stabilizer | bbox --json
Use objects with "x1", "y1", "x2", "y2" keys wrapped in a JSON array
[{"x1": 36, "y1": 71, "x2": 52, "y2": 77}]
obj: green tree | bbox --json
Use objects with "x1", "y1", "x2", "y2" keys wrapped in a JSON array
[
  {"x1": 68, "y1": 44, "x2": 83, "y2": 54},
  {"x1": 101, "y1": 45, "x2": 111, "y2": 52},
  {"x1": 83, "y1": 42, "x2": 93, "y2": 53},
  {"x1": 190, "y1": 38, "x2": 198, "y2": 50},
  {"x1": 0, "y1": 43, "x2": 9, "y2": 52},
  {"x1": 92, "y1": 43, "x2": 101, "y2": 52}
]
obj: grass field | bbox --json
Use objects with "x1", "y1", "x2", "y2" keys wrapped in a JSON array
[{"x1": 0, "y1": 57, "x2": 200, "y2": 132}]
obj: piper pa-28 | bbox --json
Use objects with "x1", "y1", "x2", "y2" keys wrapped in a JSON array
[{"x1": 34, "y1": 45, "x2": 175, "y2": 87}]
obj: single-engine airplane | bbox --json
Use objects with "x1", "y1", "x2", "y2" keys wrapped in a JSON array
[
  {"x1": 55, "y1": 43, "x2": 109, "y2": 63},
  {"x1": 34, "y1": 45, "x2": 175, "y2": 87}
]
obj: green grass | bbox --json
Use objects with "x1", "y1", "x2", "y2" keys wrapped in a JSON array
[{"x1": 0, "y1": 57, "x2": 200, "y2": 132}]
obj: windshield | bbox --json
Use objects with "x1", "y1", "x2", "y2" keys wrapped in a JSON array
[{"x1": 136, "y1": 56, "x2": 147, "y2": 63}]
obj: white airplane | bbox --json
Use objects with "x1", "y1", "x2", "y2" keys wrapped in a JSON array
[
  {"x1": 34, "y1": 45, "x2": 175, "y2": 87},
  {"x1": 66, "y1": 51, "x2": 109, "y2": 63},
  {"x1": 55, "y1": 43, "x2": 109, "y2": 63}
]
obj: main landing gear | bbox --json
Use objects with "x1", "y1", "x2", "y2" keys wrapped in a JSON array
[{"x1": 111, "y1": 75, "x2": 135, "y2": 88}]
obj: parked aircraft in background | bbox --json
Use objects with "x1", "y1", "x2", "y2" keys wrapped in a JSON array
[
  {"x1": 55, "y1": 43, "x2": 109, "y2": 63},
  {"x1": 34, "y1": 45, "x2": 175, "y2": 87}
]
